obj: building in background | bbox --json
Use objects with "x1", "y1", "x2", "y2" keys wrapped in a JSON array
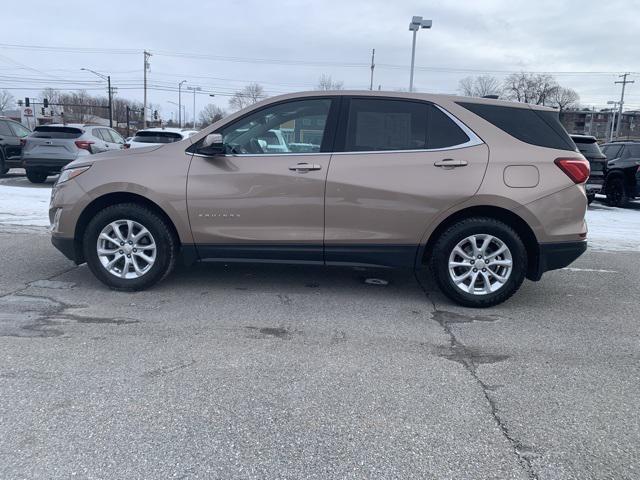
[{"x1": 560, "y1": 109, "x2": 640, "y2": 141}]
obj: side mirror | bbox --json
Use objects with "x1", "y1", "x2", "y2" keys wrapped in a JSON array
[{"x1": 197, "y1": 133, "x2": 224, "y2": 156}]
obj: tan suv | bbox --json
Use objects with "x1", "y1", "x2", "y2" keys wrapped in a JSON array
[{"x1": 49, "y1": 91, "x2": 589, "y2": 307}]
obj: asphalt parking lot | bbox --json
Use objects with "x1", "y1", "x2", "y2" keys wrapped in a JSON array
[{"x1": 0, "y1": 173, "x2": 639, "y2": 479}]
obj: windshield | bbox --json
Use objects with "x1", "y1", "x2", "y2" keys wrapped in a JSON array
[{"x1": 131, "y1": 131, "x2": 183, "y2": 144}]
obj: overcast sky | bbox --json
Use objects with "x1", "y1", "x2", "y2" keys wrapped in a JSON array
[{"x1": 1, "y1": 0, "x2": 639, "y2": 121}]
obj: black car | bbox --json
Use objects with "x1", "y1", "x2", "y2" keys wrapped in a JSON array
[
  {"x1": 571, "y1": 135, "x2": 607, "y2": 204},
  {"x1": 0, "y1": 118, "x2": 31, "y2": 174},
  {"x1": 601, "y1": 141, "x2": 640, "y2": 207}
]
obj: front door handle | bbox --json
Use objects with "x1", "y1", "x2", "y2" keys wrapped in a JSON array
[
  {"x1": 289, "y1": 162, "x2": 322, "y2": 173},
  {"x1": 434, "y1": 158, "x2": 468, "y2": 169}
]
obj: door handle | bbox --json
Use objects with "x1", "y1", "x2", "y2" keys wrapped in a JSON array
[
  {"x1": 289, "y1": 162, "x2": 322, "y2": 173},
  {"x1": 434, "y1": 158, "x2": 468, "y2": 169}
]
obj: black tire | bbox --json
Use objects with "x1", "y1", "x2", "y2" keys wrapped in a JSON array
[
  {"x1": 25, "y1": 168, "x2": 48, "y2": 184},
  {"x1": 587, "y1": 193, "x2": 595, "y2": 205},
  {"x1": 83, "y1": 203, "x2": 178, "y2": 291},
  {"x1": 605, "y1": 177, "x2": 628, "y2": 207},
  {"x1": 429, "y1": 217, "x2": 527, "y2": 308}
]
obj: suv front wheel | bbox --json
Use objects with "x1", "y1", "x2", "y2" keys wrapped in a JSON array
[
  {"x1": 83, "y1": 203, "x2": 177, "y2": 291},
  {"x1": 430, "y1": 217, "x2": 527, "y2": 308}
]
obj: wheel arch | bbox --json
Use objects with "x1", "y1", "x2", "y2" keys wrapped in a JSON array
[
  {"x1": 73, "y1": 192, "x2": 182, "y2": 264},
  {"x1": 418, "y1": 205, "x2": 541, "y2": 280}
]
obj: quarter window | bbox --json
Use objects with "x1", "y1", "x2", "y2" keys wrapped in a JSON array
[
  {"x1": 344, "y1": 99, "x2": 470, "y2": 152},
  {"x1": 0, "y1": 121, "x2": 12, "y2": 136},
  {"x1": 219, "y1": 98, "x2": 332, "y2": 154}
]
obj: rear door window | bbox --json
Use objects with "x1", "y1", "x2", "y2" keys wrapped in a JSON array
[
  {"x1": 108, "y1": 129, "x2": 124, "y2": 144},
  {"x1": 344, "y1": 99, "x2": 470, "y2": 152},
  {"x1": 572, "y1": 138, "x2": 605, "y2": 158},
  {"x1": 602, "y1": 145, "x2": 623, "y2": 160},
  {"x1": 32, "y1": 126, "x2": 83, "y2": 139},
  {"x1": 621, "y1": 144, "x2": 640, "y2": 159},
  {"x1": 0, "y1": 121, "x2": 12, "y2": 136}
]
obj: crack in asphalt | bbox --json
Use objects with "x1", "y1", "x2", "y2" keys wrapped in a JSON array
[
  {"x1": 414, "y1": 271, "x2": 539, "y2": 480},
  {"x1": 0, "y1": 264, "x2": 80, "y2": 300}
]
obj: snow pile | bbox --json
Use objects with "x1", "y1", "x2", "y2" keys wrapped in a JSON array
[
  {"x1": 0, "y1": 185, "x2": 51, "y2": 229},
  {"x1": 0, "y1": 183, "x2": 638, "y2": 252},
  {"x1": 586, "y1": 203, "x2": 640, "y2": 252}
]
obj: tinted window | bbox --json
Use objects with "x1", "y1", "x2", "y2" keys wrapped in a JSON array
[
  {"x1": 132, "y1": 131, "x2": 183, "y2": 144},
  {"x1": 93, "y1": 129, "x2": 110, "y2": 141},
  {"x1": 32, "y1": 126, "x2": 83, "y2": 139},
  {"x1": 0, "y1": 121, "x2": 12, "y2": 136},
  {"x1": 458, "y1": 102, "x2": 575, "y2": 151},
  {"x1": 602, "y1": 144, "x2": 623, "y2": 160},
  {"x1": 344, "y1": 99, "x2": 470, "y2": 152},
  {"x1": 428, "y1": 106, "x2": 470, "y2": 148},
  {"x1": 572, "y1": 138, "x2": 605, "y2": 158},
  {"x1": 219, "y1": 98, "x2": 331, "y2": 154},
  {"x1": 346, "y1": 99, "x2": 427, "y2": 151},
  {"x1": 8, "y1": 122, "x2": 30, "y2": 137},
  {"x1": 622, "y1": 144, "x2": 640, "y2": 159}
]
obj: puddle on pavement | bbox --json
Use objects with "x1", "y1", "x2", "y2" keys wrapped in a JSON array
[{"x1": 245, "y1": 326, "x2": 292, "y2": 339}]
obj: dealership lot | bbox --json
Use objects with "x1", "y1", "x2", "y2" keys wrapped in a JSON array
[{"x1": 0, "y1": 174, "x2": 638, "y2": 479}]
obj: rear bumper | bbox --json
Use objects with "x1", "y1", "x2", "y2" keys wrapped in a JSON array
[
  {"x1": 23, "y1": 157, "x2": 75, "y2": 171},
  {"x1": 530, "y1": 240, "x2": 587, "y2": 280}
]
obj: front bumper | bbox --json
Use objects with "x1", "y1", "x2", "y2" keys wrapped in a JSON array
[
  {"x1": 529, "y1": 240, "x2": 587, "y2": 280},
  {"x1": 51, "y1": 235, "x2": 80, "y2": 263}
]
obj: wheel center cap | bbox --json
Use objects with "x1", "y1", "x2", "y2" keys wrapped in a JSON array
[
  {"x1": 123, "y1": 244, "x2": 133, "y2": 254},
  {"x1": 476, "y1": 259, "x2": 487, "y2": 269}
]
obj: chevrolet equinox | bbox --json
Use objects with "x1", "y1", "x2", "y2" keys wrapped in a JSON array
[{"x1": 49, "y1": 91, "x2": 589, "y2": 307}]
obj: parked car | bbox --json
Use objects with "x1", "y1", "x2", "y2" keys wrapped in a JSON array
[
  {"x1": 600, "y1": 141, "x2": 640, "y2": 207},
  {"x1": 0, "y1": 117, "x2": 31, "y2": 174},
  {"x1": 570, "y1": 134, "x2": 606, "y2": 204},
  {"x1": 22, "y1": 124, "x2": 126, "y2": 183},
  {"x1": 49, "y1": 91, "x2": 588, "y2": 308},
  {"x1": 127, "y1": 128, "x2": 198, "y2": 148}
]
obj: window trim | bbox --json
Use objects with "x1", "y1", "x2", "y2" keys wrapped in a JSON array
[{"x1": 333, "y1": 96, "x2": 483, "y2": 155}]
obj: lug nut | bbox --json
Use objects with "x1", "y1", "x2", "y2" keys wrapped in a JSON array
[
  {"x1": 120, "y1": 242, "x2": 124, "y2": 246},
  {"x1": 133, "y1": 248, "x2": 137, "y2": 253},
  {"x1": 127, "y1": 254, "x2": 131, "y2": 258},
  {"x1": 482, "y1": 268, "x2": 487, "y2": 272},
  {"x1": 473, "y1": 268, "x2": 478, "y2": 272},
  {"x1": 477, "y1": 255, "x2": 482, "y2": 259},
  {"x1": 470, "y1": 260, "x2": 475, "y2": 265}
]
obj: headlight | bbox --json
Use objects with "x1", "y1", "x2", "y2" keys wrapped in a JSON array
[{"x1": 57, "y1": 166, "x2": 91, "y2": 185}]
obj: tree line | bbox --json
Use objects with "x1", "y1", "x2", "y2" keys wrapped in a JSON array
[{"x1": 458, "y1": 73, "x2": 580, "y2": 111}]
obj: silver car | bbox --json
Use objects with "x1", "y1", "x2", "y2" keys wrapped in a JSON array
[
  {"x1": 127, "y1": 128, "x2": 198, "y2": 149},
  {"x1": 22, "y1": 124, "x2": 126, "y2": 183}
]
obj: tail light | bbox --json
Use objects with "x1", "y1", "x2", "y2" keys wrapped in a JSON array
[
  {"x1": 554, "y1": 157, "x2": 590, "y2": 184},
  {"x1": 74, "y1": 140, "x2": 94, "y2": 153},
  {"x1": 20, "y1": 138, "x2": 27, "y2": 147},
  {"x1": 123, "y1": 143, "x2": 130, "y2": 149}
]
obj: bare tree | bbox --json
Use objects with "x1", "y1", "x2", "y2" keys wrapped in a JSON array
[
  {"x1": 40, "y1": 88, "x2": 62, "y2": 105},
  {"x1": 548, "y1": 86, "x2": 580, "y2": 112},
  {"x1": 0, "y1": 90, "x2": 15, "y2": 114},
  {"x1": 199, "y1": 104, "x2": 227, "y2": 127},
  {"x1": 502, "y1": 72, "x2": 558, "y2": 105},
  {"x1": 229, "y1": 83, "x2": 266, "y2": 111},
  {"x1": 458, "y1": 75, "x2": 502, "y2": 98},
  {"x1": 316, "y1": 74, "x2": 344, "y2": 91}
]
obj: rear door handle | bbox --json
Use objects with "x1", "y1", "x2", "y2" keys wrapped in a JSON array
[
  {"x1": 289, "y1": 162, "x2": 322, "y2": 173},
  {"x1": 434, "y1": 158, "x2": 468, "y2": 169}
]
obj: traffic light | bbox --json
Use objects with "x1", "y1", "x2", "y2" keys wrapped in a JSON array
[
  {"x1": 153, "y1": 110, "x2": 158, "y2": 120},
  {"x1": 24, "y1": 97, "x2": 30, "y2": 107},
  {"x1": 43, "y1": 98, "x2": 49, "y2": 108},
  {"x1": 41, "y1": 107, "x2": 46, "y2": 116}
]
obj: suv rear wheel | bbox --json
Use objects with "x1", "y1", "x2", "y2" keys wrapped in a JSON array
[
  {"x1": 430, "y1": 217, "x2": 527, "y2": 308},
  {"x1": 83, "y1": 203, "x2": 177, "y2": 291},
  {"x1": 26, "y1": 168, "x2": 48, "y2": 184}
]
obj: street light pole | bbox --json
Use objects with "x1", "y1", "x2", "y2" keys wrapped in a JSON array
[
  {"x1": 187, "y1": 86, "x2": 201, "y2": 129},
  {"x1": 178, "y1": 80, "x2": 187, "y2": 128},
  {"x1": 607, "y1": 101, "x2": 619, "y2": 142},
  {"x1": 81, "y1": 68, "x2": 113, "y2": 127},
  {"x1": 167, "y1": 101, "x2": 185, "y2": 125},
  {"x1": 408, "y1": 16, "x2": 432, "y2": 92}
]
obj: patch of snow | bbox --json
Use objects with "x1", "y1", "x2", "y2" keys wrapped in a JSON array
[
  {"x1": 585, "y1": 203, "x2": 640, "y2": 253},
  {"x1": 562, "y1": 267, "x2": 618, "y2": 273},
  {"x1": 0, "y1": 185, "x2": 51, "y2": 231}
]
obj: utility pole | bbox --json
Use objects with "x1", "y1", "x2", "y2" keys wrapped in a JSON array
[
  {"x1": 614, "y1": 73, "x2": 634, "y2": 139},
  {"x1": 107, "y1": 75, "x2": 113, "y2": 127},
  {"x1": 369, "y1": 49, "x2": 375, "y2": 91},
  {"x1": 178, "y1": 80, "x2": 187, "y2": 128},
  {"x1": 143, "y1": 50, "x2": 152, "y2": 128}
]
